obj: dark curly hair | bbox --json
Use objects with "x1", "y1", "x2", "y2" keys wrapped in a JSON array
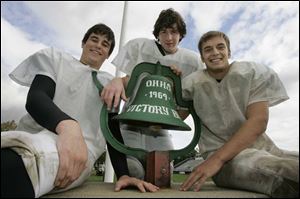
[{"x1": 153, "y1": 8, "x2": 186, "y2": 42}]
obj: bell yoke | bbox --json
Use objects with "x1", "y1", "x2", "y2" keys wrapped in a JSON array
[{"x1": 92, "y1": 62, "x2": 201, "y2": 187}]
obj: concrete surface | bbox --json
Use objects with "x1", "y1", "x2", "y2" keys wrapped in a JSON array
[{"x1": 43, "y1": 181, "x2": 269, "y2": 198}]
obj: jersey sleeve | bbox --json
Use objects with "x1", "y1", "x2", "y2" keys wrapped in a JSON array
[
  {"x1": 112, "y1": 38, "x2": 147, "y2": 75},
  {"x1": 248, "y1": 62, "x2": 289, "y2": 107},
  {"x1": 9, "y1": 47, "x2": 61, "y2": 87},
  {"x1": 182, "y1": 71, "x2": 201, "y2": 100}
]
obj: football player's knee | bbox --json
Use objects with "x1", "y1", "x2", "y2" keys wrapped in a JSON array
[{"x1": 127, "y1": 157, "x2": 145, "y2": 180}]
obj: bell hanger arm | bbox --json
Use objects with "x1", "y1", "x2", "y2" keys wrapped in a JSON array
[
  {"x1": 169, "y1": 106, "x2": 201, "y2": 161},
  {"x1": 92, "y1": 71, "x2": 148, "y2": 161},
  {"x1": 160, "y1": 66, "x2": 202, "y2": 160}
]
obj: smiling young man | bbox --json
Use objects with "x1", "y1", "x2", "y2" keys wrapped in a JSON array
[
  {"x1": 101, "y1": 8, "x2": 204, "y2": 180},
  {"x1": 1, "y1": 23, "x2": 159, "y2": 198},
  {"x1": 179, "y1": 31, "x2": 299, "y2": 197}
]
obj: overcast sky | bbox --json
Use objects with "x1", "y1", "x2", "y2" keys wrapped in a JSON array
[{"x1": 1, "y1": 1, "x2": 299, "y2": 151}]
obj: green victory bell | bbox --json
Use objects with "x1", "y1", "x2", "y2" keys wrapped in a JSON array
[
  {"x1": 113, "y1": 73, "x2": 191, "y2": 131},
  {"x1": 92, "y1": 62, "x2": 201, "y2": 188}
]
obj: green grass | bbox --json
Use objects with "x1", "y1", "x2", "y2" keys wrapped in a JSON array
[
  {"x1": 172, "y1": 173, "x2": 189, "y2": 182},
  {"x1": 88, "y1": 171, "x2": 188, "y2": 183},
  {"x1": 88, "y1": 174, "x2": 104, "y2": 182}
]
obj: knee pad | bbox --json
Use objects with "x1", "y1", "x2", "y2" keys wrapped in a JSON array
[{"x1": 127, "y1": 156, "x2": 145, "y2": 180}]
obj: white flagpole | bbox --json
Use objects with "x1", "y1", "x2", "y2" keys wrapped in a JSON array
[
  {"x1": 116, "y1": 0, "x2": 128, "y2": 77},
  {"x1": 104, "y1": 146, "x2": 114, "y2": 182},
  {"x1": 104, "y1": 1, "x2": 128, "y2": 183}
]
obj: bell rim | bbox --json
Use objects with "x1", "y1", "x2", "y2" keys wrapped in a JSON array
[{"x1": 113, "y1": 117, "x2": 191, "y2": 131}]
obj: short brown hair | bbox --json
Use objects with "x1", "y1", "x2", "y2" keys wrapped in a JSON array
[
  {"x1": 82, "y1": 23, "x2": 115, "y2": 56},
  {"x1": 198, "y1": 31, "x2": 231, "y2": 57}
]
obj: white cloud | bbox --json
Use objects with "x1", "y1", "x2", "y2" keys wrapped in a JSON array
[
  {"x1": 1, "y1": 18, "x2": 47, "y2": 69},
  {"x1": 1, "y1": 66, "x2": 28, "y2": 122},
  {"x1": 24, "y1": 2, "x2": 123, "y2": 52},
  {"x1": 190, "y1": 1, "x2": 245, "y2": 35},
  {"x1": 1, "y1": 17, "x2": 48, "y2": 122}
]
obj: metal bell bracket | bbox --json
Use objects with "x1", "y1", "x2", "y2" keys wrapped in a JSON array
[{"x1": 92, "y1": 62, "x2": 201, "y2": 186}]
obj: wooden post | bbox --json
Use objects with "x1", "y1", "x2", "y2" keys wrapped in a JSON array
[{"x1": 145, "y1": 151, "x2": 170, "y2": 188}]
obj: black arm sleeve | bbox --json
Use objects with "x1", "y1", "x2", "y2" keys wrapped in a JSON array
[
  {"x1": 107, "y1": 113, "x2": 130, "y2": 179},
  {"x1": 26, "y1": 74, "x2": 74, "y2": 133}
]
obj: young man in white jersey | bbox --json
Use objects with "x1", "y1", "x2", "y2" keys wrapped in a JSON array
[
  {"x1": 180, "y1": 31, "x2": 299, "y2": 198},
  {"x1": 1, "y1": 23, "x2": 159, "y2": 198},
  {"x1": 101, "y1": 8, "x2": 204, "y2": 179}
]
